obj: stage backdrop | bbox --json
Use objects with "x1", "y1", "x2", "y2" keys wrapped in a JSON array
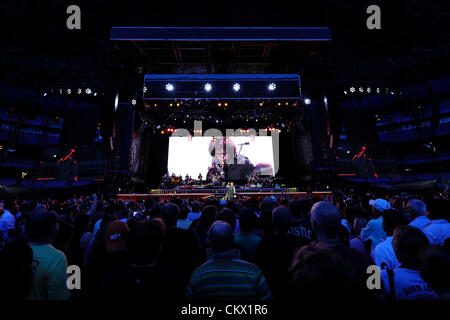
[{"x1": 167, "y1": 136, "x2": 275, "y2": 178}]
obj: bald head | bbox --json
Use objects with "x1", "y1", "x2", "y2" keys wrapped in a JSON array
[
  {"x1": 208, "y1": 221, "x2": 234, "y2": 253},
  {"x1": 311, "y1": 201, "x2": 341, "y2": 237}
]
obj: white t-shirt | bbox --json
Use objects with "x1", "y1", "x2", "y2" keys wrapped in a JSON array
[
  {"x1": 373, "y1": 236, "x2": 400, "y2": 270},
  {"x1": 409, "y1": 215, "x2": 431, "y2": 231},
  {"x1": 0, "y1": 210, "x2": 16, "y2": 241},
  {"x1": 380, "y1": 268, "x2": 438, "y2": 300},
  {"x1": 361, "y1": 216, "x2": 386, "y2": 253},
  {"x1": 423, "y1": 219, "x2": 450, "y2": 246}
]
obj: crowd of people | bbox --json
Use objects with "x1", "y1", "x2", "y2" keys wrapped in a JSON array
[{"x1": 0, "y1": 188, "x2": 449, "y2": 300}]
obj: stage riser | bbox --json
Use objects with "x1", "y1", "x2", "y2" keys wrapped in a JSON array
[{"x1": 117, "y1": 191, "x2": 333, "y2": 201}]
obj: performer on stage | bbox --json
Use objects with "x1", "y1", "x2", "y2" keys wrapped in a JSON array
[{"x1": 224, "y1": 181, "x2": 236, "y2": 200}]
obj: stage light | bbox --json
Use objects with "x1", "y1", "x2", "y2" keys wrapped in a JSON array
[
  {"x1": 218, "y1": 102, "x2": 222, "y2": 107},
  {"x1": 376, "y1": 87, "x2": 380, "y2": 93},
  {"x1": 233, "y1": 83, "x2": 240, "y2": 92},
  {"x1": 176, "y1": 103, "x2": 180, "y2": 107},
  {"x1": 77, "y1": 88, "x2": 82, "y2": 94},
  {"x1": 86, "y1": 88, "x2": 92, "y2": 94},
  {"x1": 154, "y1": 103, "x2": 157, "y2": 107},
  {"x1": 344, "y1": 90, "x2": 348, "y2": 95},
  {"x1": 93, "y1": 92, "x2": 97, "y2": 96},
  {"x1": 67, "y1": 88, "x2": 71, "y2": 94},
  {"x1": 216, "y1": 120, "x2": 219, "y2": 123},
  {"x1": 391, "y1": 91, "x2": 395, "y2": 95},
  {"x1": 114, "y1": 93, "x2": 119, "y2": 111},
  {"x1": 350, "y1": 87, "x2": 355, "y2": 93},
  {"x1": 367, "y1": 87, "x2": 371, "y2": 93},
  {"x1": 224, "y1": 103, "x2": 228, "y2": 107},
  {"x1": 43, "y1": 92, "x2": 47, "y2": 96},
  {"x1": 324, "y1": 97, "x2": 328, "y2": 104},
  {"x1": 156, "y1": 125, "x2": 161, "y2": 129},
  {"x1": 285, "y1": 102, "x2": 289, "y2": 106},
  {"x1": 304, "y1": 98, "x2": 311, "y2": 105},
  {"x1": 204, "y1": 83, "x2": 212, "y2": 92},
  {"x1": 268, "y1": 83, "x2": 276, "y2": 91},
  {"x1": 131, "y1": 99, "x2": 137, "y2": 105},
  {"x1": 359, "y1": 87, "x2": 363, "y2": 93},
  {"x1": 161, "y1": 130, "x2": 165, "y2": 134},
  {"x1": 165, "y1": 83, "x2": 174, "y2": 92},
  {"x1": 143, "y1": 86, "x2": 147, "y2": 93},
  {"x1": 259, "y1": 102, "x2": 263, "y2": 106},
  {"x1": 169, "y1": 103, "x2": 173, "y2": 107},
  {"x1": 277, "y1": 102, "x2": 281, "y2": 106}
]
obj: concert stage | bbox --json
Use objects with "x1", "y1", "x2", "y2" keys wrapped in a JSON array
[{"x1": 117, "y1": 188, "x2": 333, "y2": 201}]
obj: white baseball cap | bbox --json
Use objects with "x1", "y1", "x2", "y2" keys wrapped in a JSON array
[{"x1": 369, "y1": 198, "x2": 391, "y2": 212}]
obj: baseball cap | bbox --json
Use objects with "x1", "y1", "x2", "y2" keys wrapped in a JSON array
[
  {"x1": 105, "y1": 220, "x2": 129, "y2": 253},
  {"x1": 29, "y1": 209, "x2": 58, "y2": 238},
  {"x1": 369, "y1": 198, "x2": 391, "y2": 212}
]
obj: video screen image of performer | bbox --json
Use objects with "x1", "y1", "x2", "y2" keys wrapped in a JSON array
[{"x1": 206, "y1": 137, "x2": 273, "y2": 183}]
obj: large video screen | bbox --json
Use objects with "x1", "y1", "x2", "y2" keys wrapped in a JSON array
[{"x1": 168, "y1": 136, "x2": 275, "y2": 179}]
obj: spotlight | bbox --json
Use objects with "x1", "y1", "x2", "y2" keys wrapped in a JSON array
[
  {"x1": 176, "y1": 103, "x2": 180, "y2": 107},
  {"x1": 233, "y1": 83, "x2": 240, "y2": 92},
  {"x1": 268, "y1": 83, "x2": 276, "y2": 91},
  {"x1": 259, "y1": 102, "x2": 263, "y2": 106},
  {"x1": 165, "y1": 83, "x2": 174, "y2": 92},
  {"x1": 204, "y1": 83, "x2": 212, "y2": 92},
  {"x1": 67, "y1": 88, "x2": 72, "y2": 94},
  {"x1": 86, "y1": 88, "x2": 92, "y2": 94},
  {"x1": 367, "y1": 87, "x2": 371, "y2": 93},
  {"x1": 93, "y1": 92, "x2": 97, "y2": 96},
  {"x1": 344, "y1": 90, "x2": 348, "y2": 95},
  {"x1": 304, "y1": 98, "x2": 311, "y2": 105},
  {"x1": 114, "y1": 93, "x2": 119, "y2": 111},
  {"x1": 43, "y1": 92, "x2": 47, "y2": 97},
  {"x1": 218, "y1": 103, "x2": 222, "y2": 107},
  {"x1": 350, "y1": 87, "x2": 355, "y2": 93},
  {"x1": 224, "y1": 103, "x2": 228, "y2": 107},
  {"x1": 77, "y1": 88, "x2": 82, "y2": 94},
  {"x1": 143, "y1": 86, "x2": 147, "y2": 93},
  {"x1": 359, "y1": 87, "x2": 364, "y2": 93},
  {"x1": 131, "y1": 99, "x2": 137, "y2": 105},
  {"x1": 277, "y1": 102, "x2": 281, "y2": 106},
  {"x1": 376, "y1": 87, "x2": 380, "y2": 93}
]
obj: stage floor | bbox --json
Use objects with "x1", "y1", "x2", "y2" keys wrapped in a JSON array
[{"x1": 117, "y1": 188, "x2": 333, "y2": 201}]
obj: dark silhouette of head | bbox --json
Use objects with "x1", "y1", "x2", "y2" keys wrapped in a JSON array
[{"x1": 208, "y1": 221, "x2": 234, "y2": 253}]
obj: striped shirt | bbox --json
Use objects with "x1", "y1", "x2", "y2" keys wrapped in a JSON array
[{"x1": 186, "y1": 251, "x2": 272, "y2": 300}]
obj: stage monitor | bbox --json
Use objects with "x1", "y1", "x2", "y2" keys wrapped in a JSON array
[{"x1": 167, "y1": 136, "x2": 275, "y2": 180}]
